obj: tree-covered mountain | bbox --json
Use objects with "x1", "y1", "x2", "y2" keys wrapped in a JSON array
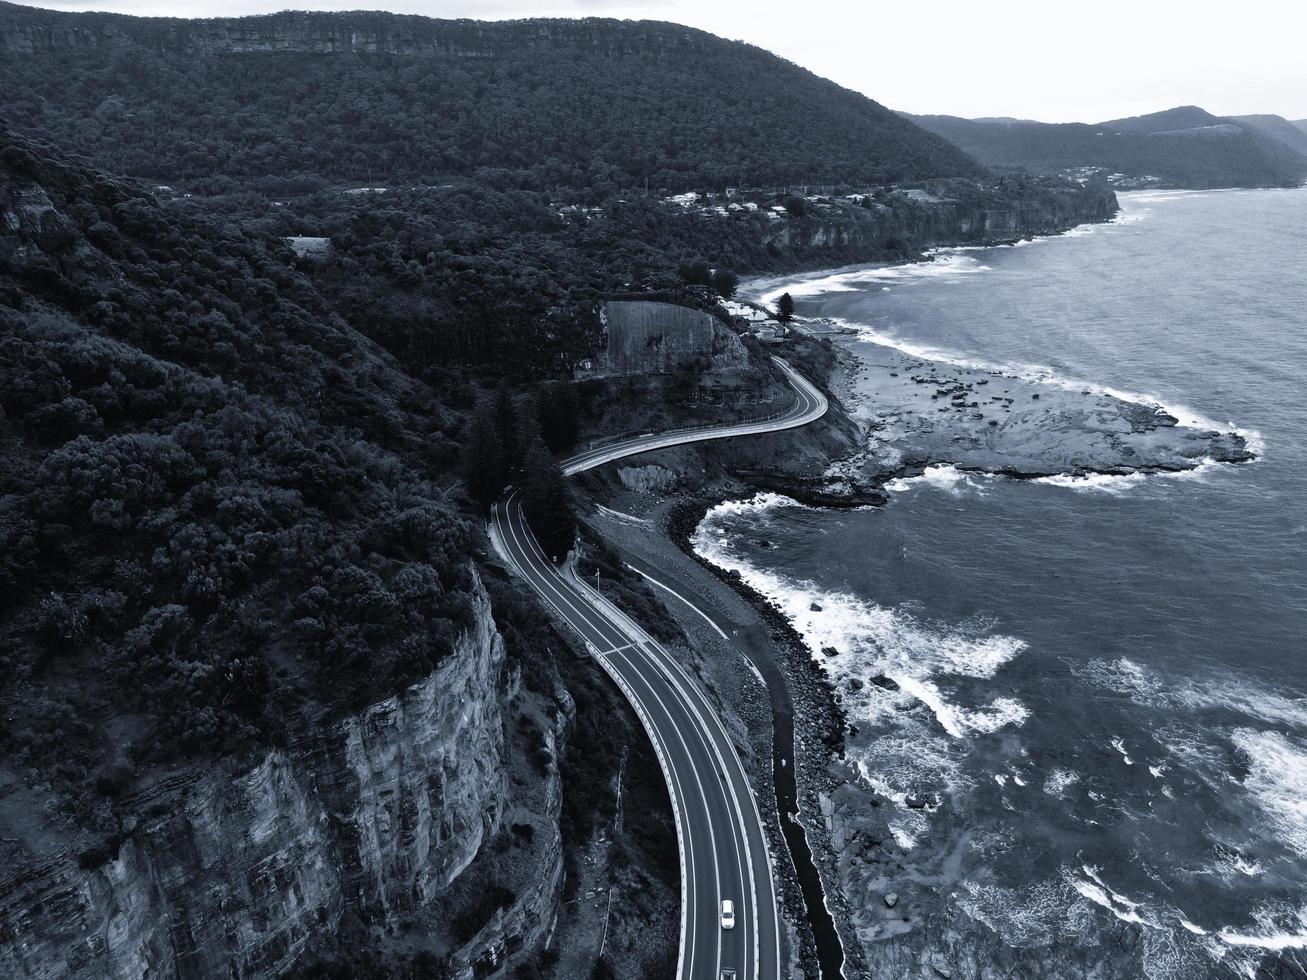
[
  {"x1": 0, "y1": 122, "x2": 482, "y2": 798},
  {"x1": 1230, "y1": 114, "x2": 1307, "y2": 160},
  {"x1": 904, "y1": 105, "x2": 1307, "y2": 188},
  {"x1": 0, "y1": 2, "x2": 979, "y2": 191}
]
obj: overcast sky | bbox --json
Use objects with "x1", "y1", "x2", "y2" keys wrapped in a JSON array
[{"x1": 16, "y1": 0, "x2": 1307, "y2": 122}]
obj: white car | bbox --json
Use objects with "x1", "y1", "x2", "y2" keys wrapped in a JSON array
[{"x1": 720, "y1": 899, "x2": 735, "y2": 930}]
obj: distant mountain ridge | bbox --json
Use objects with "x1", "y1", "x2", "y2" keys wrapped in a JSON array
[
  {"x1": 0, "y1": 2, "x2": 979, "y2": 190},
  {"x1": 904, "y1": 105, "x2": 1307, "y2": 189}
]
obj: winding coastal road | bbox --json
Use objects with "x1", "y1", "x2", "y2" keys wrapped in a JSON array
[
  {"x1": 561, "y1": 357, "x2": 829, "y2": 477},
  {"x1": 490, "y1": 356, "x2": 827, "y2": 980}
]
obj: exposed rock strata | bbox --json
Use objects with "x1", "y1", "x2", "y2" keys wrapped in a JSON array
[{"x1": 0, "y1": 571, "x2": 562, "y2": 980}]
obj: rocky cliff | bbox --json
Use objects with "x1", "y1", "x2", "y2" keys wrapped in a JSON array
[
  {"x1": 765, "y1": 180, "x2": 1118, "y2": 260},
  {"x1": 603, "y1": 300, "x2": 749, "y2": 377},
  {"x1": 0, "y1": 6, "x2": 714, "y2": 58},
  {"x1": 0, "y1": 570, "x2": 564, "y2": 979}
]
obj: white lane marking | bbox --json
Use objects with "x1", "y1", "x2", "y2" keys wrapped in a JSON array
[
  {"x1": 581, "y1": 571, "x2": 780, "y2": 980},
  {"x1": 638, "y1": 641, "x2": 765, "y2": 980},
  {"x1": 609, "y1": 645, "x2": 727, "y2": 980},
  {"x1": 599, "y1": 648, "x2": 701, "y2": 980},
  {"x1": 496, "y1": 360, "x2": 827, "y2": 978},
  {"x1": 574, "y1": 574, "x2": 763, "y2": 980},
  {"x1": 649, "y1": 641, "x2": 779, "y2": 980},
  {"x1": 507, "y1": 497, "x2": 626, "y2": 649},
  {"x1": 492, "y1": 496, "x2": 694, "y2": 980},
  {"x1": 628, "y1": 565, "x2": 731, "y2": 642},
  {"x1": 562, "y1": 357, "x2": 828, "y2": 476},
  {"x1": 633, "y1": 564, "x2": 770, "y2": 693},
  {"x1": 508, "y1": 495, "x2": 732, "y2": 980},
  {"x1": 595, "y1": 503, "x2": 652, "y2": 526}
]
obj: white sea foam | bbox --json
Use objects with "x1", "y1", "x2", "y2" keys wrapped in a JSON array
[
  {"x1": 693, "y1": 492, "x2": 1029, "y2": 839},
  {"x1": 1230, "y1": 729, "x2": 1307, "y2": 856},
  {"x1": 1073, "y1": 867, "x2": 1159, "y2": 928},
  {"x1": 753, "y1": 251, "x2": 993, "y2": 306},
  {"x1": 1035, "y1": 458, "x2": 1239, "y2": 494},
  {"x1": 1044, "y1": 768, "x2": 1080, "y2": 797},
  {"x1": 1217, "y1": 904, "x2": 1307, "y2": 952},
  {"x1": 885, "y1": 464, "x2": 992, "y2": 496},
  {"x1": 1209, "y1": 848, "x2": 1264, "y2": 879},
  {"x1": 693, "y1": 494, "x2": 1027, "y2": 688},
  {"x1": 1035, "y1": 471, "x2": 1147, "y2": 493},
  {"x1": 1078, "y1": 657, "x2": 1307, "y2": 731},
  {"x1": 1110, "y1": 737, "x2": 1136, "y2": 765},
  {"x1": 955, "y1": 876, "x2": 1078, "y2": 948},
  {"x1": 834, "y1": 311, "x2": 1260, "y2": 453}
]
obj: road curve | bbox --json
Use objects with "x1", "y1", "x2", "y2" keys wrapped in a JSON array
[
  {"x1": 562, "y1": 356, "x2": 828, "y2": 477},
  {"x1": 490, "y1": 357, "x2": 828, "y2": 980}
]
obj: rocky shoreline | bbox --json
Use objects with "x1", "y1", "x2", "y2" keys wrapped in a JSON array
[
  {"x1": 670, "y1": 295, "x2": 1261, "y2": 976},
  {"x1": 574, "y1": 250, "x2": 1262, "y2": 976}
]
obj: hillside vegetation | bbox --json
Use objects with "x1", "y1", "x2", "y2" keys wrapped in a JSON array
[
  {"x1": 0, "y1": 3, "x2": 979, "y2": 191},
  {"x1": 906, "y1": 105, "x2": 1307, "y2": 188},
  {"x1": 0, "y1": 124, "x2": 478, "y2": 810}
]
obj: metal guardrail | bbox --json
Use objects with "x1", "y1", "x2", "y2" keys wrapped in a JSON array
[{"x1": 575, "y1": 393, "x2": 802, "y2": 454}]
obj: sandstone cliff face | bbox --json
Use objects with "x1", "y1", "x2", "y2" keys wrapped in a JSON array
[
  {"x1": 764, "y1": 187, "x2": 1118, "y2": 258},
  {"x1": 0, "y1": 570, "x2": 561, "y2": 979},
  {"x1": 0, "y1": 7, "x2": 711, "y2": 59},
  {"x1": 603, "y1": 300, "x2": 749, "y2": 377}
]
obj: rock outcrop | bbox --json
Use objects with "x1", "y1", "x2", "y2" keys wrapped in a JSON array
[
  {"x1": 763, "y1": 181, "x2": 1118, "y2": 259},
  {"x1": 0, "y1": 570, "x2": 563, "y2": 980},
  {"x1": 603, "y1": 300, "x2": 749, "y2": 377},
  {"x1": 0, "y1": 7, "x2": 717, "y2": 58}
]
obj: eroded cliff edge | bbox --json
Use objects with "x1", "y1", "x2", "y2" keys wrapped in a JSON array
[{"x1": 0, "y1": 571, "x2": 563, "y2": 979}]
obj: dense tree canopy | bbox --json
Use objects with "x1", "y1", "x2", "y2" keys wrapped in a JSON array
[
  {"x1": 907, "y1": 108, "x2": 1307, "y2": 189},
  {"x1": 0, "y1": 125, "x2": 475, "y2": 810},
  {"x1": 0, "y1": 6, "x2": 980, "y2": 191}
]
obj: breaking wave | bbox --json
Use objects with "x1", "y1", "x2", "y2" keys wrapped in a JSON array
[
  {"x1": 692, "y1": 492, "x2": 1029, "y2": 838},
  {"x1": 885, "y1": 464, "x2": 994, "y2": 496}
]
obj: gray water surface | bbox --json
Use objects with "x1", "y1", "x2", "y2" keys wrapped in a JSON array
[{"x1": 705, "y1": 189, "x2": 1307, "y2": 973}]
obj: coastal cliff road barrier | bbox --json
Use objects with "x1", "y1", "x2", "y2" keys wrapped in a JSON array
[
  {"x1": 489, "y1": 357, "x2": 827, "y2": 980},
  {"x1": 560, "y1": 356, "x2": 828, "y2": 476}
]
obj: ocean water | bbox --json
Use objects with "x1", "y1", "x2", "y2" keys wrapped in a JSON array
[{"x1": 701, "y1": 190, "x2": 1307, "y2": 976}]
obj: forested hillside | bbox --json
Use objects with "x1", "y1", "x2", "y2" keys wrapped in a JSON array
[
  {"x1": 0, "y1": 124, "x2": 479, "y2": 804},
  {"x1": 0, "y1": 3, "x2": 979, "y2": 191},
  {"x1": 906, "y1": 106, "x2": 1307, "y2": 188}
]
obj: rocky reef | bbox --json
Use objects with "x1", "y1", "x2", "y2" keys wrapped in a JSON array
[
  {"x1": 0, "y1": 571, "x2": 565, "y2": 979},
  {"x1": 832, "y1": 336, "x2": 1255, "y2": 479}
]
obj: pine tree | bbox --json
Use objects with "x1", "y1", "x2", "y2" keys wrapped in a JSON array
[
  {"x1": 537, "y1": 382, "x2": 580, "y2": 455},
  {"x1": 521, "y1": 435, "x2": 576, "y2": 563},
  {"x1": 492, "y1": 385, "x2": 519, "y2": 475},
  {"x1": 462, "y1": 397, "x2": 506, "y2": 507},
  {"x1": 516, "y1": 397, "x2": 543, "y2": 472},
  {"x1": 776, "y1": 292, "x2": 796, "y2": 323}
]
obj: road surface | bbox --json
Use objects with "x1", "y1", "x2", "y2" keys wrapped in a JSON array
[
  {"x1": 561, "y1": 356, "x2": 828, "y2": 476},
  {"x1": 490, "y1": 357, "x2": 828, "y2": 979}
]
